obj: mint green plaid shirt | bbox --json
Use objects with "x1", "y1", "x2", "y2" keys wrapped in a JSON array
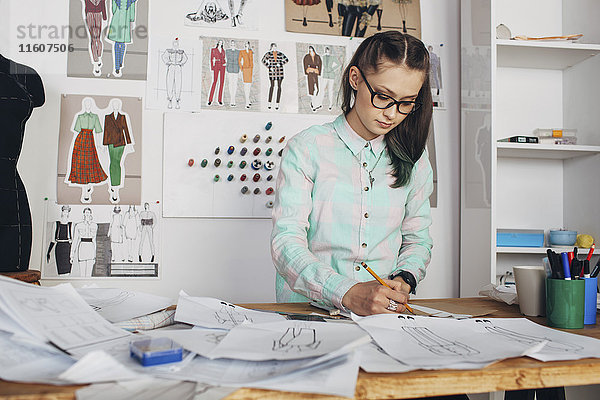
[{"x1": 271, "y1": 115, "x2": 433, "y2": 310}]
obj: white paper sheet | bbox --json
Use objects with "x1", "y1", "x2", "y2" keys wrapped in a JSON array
[
  {"x1": 174, "y1": 291, "x2": 285, "y2": 329},
  {"x1": 207, "y1": 320, "x2": 370, "y2": 361},
  {"x1": 75, "y1": 379, "x2": 200, "y2": 400},
  {"x1": 76, "y1": 287, "x2": 173, "y2": 323},
  {"x1": 0, "y1": 331, "x2": 75, "y2": 384},
  {"x1": 246, "y1": 352, "x2": 360, "y2": 398},
  {"x1": 143, "y1": 327, "x2": 225, "y2": 357},
  {"x1": 59, "y1": 350, "x2": 145, "y2": 383},
  {"x1": 353, "y1": 314, "x2": 544, "y2": 367},
  {"x1": 0, "y1": 276, "x2": 129, "y2": 351}
]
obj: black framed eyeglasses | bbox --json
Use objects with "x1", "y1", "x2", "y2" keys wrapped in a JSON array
[{"x1": 357, "y1": 68, "x2": 422, "y2": 115}]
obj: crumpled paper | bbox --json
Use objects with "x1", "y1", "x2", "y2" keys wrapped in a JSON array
[{"x1": 478, "y1": 284, "x2": 518, "y2": 305}]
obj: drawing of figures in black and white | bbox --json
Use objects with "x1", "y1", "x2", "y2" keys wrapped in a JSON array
[
  {"x1": 214, "y1": 301, "x2": 250, "y2": 326},
  {"x1": 162, "y1": 38, "x2": 189, "y2": 109},
  {"x1": 81, "y1": 0, "x2": 108, "y2": 77},
  {"x1": 47, "y1": 205, "x2": 73, "y2": 276},
  {"x1": 71, "y1": 207, "x2": 98, "y2": 277},
  {"x1": 401, "y1": 326, "x2": 480, "y2": 356},
  {"x1": 272, "y1": 327, "x2": 321, "y2": 353},
  {"x1": 138, "y1": 202, "x2": 156, "y2": 263},
  {"x1": 185, "y1": 0, "x2": 256, "y2": 29},
  {"x1": 262, "y1": 43, "x2": 289, "y2": 111},
  {"x1": 108, "y1": 205, "x2": 125, "y2": 262},
  {"x1": 320, "y1": 46, "x2": 342, "y2": 111},
  {"x1": 427, "y1": 44, "x2": 445, "y2": 108},
  {"x1": 124, "y1": 204, "x2": 140, "y2": 262}
]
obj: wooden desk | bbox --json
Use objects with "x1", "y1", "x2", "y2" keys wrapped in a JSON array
[{"x1": 1, "y1": 297, "x2": 599, "y2": 400}]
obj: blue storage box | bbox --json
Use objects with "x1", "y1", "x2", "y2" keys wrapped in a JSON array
[
  {"x1": 130, "y1": 337, "x2": 183, "y2": 367},
  {"x1": 497, "y1": 229, "x2": 544, "y2": 247}
]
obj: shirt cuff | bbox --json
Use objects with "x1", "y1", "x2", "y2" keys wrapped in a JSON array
[{"x1": 322, "y1": 274, "x2": 359, "y2": 311}]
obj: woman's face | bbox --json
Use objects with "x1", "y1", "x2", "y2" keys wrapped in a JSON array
[
  {"x1": 84, "y1": 210, "x2": 92, "y2": 221},
  {"x1": 347, "y1": 61, "x2": 424, "y2": 141}
]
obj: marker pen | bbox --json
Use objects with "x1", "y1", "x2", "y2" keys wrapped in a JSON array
[{"x1": 561, "y1": 252, "x2": 571, "y2": 280}]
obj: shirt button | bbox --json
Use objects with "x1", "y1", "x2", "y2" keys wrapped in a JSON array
[
  {"x1": 364, "y1": 213, "x2": 369, "y2": 218},
  {"x1": 355, "y1": 266, "x2": 360, "y2": 271},
  {"x1": 364, "y1": 143, "x2": 369, "y2": 148},
  {"x1": 364, "y1": 187, "x2": 369, "y2": 191},
  {"x1": 362, "y1": 243, "x2": 367, "y2": 248},
  {"x1": 362, "y1": 162, "x2": 367, "y2": 167}
]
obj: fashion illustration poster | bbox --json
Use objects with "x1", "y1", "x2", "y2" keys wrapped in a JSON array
[
  {"x1": 183, "y1": 0, "x2": 259, "y2": 30},
  {"x1": 295, "y1": 42, "x2": 346, "y2": 115},
  {"x1": 258, "y1": 40, "x2": 298, "y2": 113},
  {"x1": 146, "y1": 36, "x2": 203, "y2": 112},
  {"x1": 67, "y1": 0, "x2": 149, "y2": 80},
  {"x1": 42, "y1": 202, "x2": 160, "y2": 278},
  {"x1": 57, "y1": 95, "x2": 142, "y2": 205},
  {"x1": 201, "y1": 37, "x2": 260, "y2": 112},
  {"x1": 285, "y1": 0, "x2": 421, "y2": 39}
]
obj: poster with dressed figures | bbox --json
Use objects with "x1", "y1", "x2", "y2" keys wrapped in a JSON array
[{"x1": 42, "y1": 202, "x2": 160, "y2": 279}]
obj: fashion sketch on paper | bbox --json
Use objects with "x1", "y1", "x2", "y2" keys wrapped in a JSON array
[
  {"x1": 186, "y1": 0, "x2": 249, "y2": 27},
  {"x1": 214, "y1": 301, "x2": 251, "y2": 326},
  {"x1": 71, "y1": 207, "x2": 98, "y2": 277},
  {"x1": 320, "y1": 46, "x2": 341, "y2": 111},
  {"x1": 303, "y1": 46, "x2": 322, "y2": 112},
  {"x1": 262, "y1": 43, "x2": 289, "y2": 111},
  {"x1": 272, "y1": 327, "x2": 321, "y2": 353},
  {"x1": 207, "y1": 40, "x2": 226, "y2": 106},
  {"x1": 108, "y1": 205, "x2": 125, "y2": 262},
  {"x1": 81, "y1": 0, "x2": 108, "y2": 76},
  {"x1": 138, "y1": 202, "x2": 156, "y2": 262},
  {"x1": 46, "y1": 205, "x2": 73, "y2": 275},
  {"x1": 162, "y1": 38, "x2": 189, "y2": 109},
  {"x1": 106, "y1": 0, "x2": 137, "y2": 77},
  {"x1": 123, "y1": 204, "x2": 140, "y2": 262},
  {"x1": 238, "y1": 41, "x2": 254, "y2": 109},
  {"x1": 103, "y1": 98, "x2": 133, "y2": 204},
  {"x1": 428, "y1": 45, "x2": 442, "y2": 96},
  {"x1": 291, "y1": 0, "x2": 335, "y2": 28},
  {"x1": 337, "y1": 0, "x2": 382, "y2": 37},
  {"x1": 225, "y1": 40, "x2": 240, "y2": 107},
  {"x1": 65, "y1": 98, "x2": 108, "y2": 204}
]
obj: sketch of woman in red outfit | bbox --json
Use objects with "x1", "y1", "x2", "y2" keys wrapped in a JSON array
[
  {"x1": 207, "y1": 40, "x2": 226, "y2": 106},
  {"x1": 81, "y1": 0, "x2": 107, "y2": 77},
  {"x1": 65, "y1": 98, "x2": 108, "y2": 204}
]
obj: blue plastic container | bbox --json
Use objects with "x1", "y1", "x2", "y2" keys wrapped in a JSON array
[
  {"x1": 497, "y1": 229, "x2": 544, "y2": 247},
  {"x1": 549, "y1": 230, "x2": 577, "y2": 246},
  {"x1": 130, "y1": 337, "x2": 183, "y2": 367},
  {"x1": 584, "y1": 277, "x2": 597, "y2": 325}
]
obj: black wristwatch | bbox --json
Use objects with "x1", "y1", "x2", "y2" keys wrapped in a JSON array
[{"x1": 389, "y1": 270, "x2": 417, "y2": 294}]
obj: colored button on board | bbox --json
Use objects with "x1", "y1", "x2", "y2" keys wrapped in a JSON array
[
  {"x1": 253, "y1": 173, "x2": 261, "y2": 182},
  {"x1": 239, "y1": 160, "x2": 247, "y2": 169},
  {"x1": 251, "y1": 159, "x2": 263, "y2": 170},
  {"x1": 266, "y1": 148, "x2": 273, "y2": 156},
  {"x1": 214, "y1": 147, "x2": 220, "y2": 154},
  {"x1": 278, "y1": 136, "x2": 286, "y2": 143},
  {"x1": 227, "y1": 146, "x2": 235, "y2": 154},
  {"x1": 214, "y1": 175, "x2": 220, "y2": 182},
  {"x1": 264, "y1": 161, "x2": 275, "y2": 170},
  {"x1": 253, "y1": 134, "x2": 260, "y2": 143},
  {"x1": 240, "y1": 174, "x2": 247, "y2": 181},
  {"x1": 188, "y1": 159, "x2": 194, "y2": 167},
  {"x1": 265, "y1": 136, "x2": 272, "y2": 143},
  {"x1": 241, "y1": 186, "x2": 249, "y2": 194},
  {"x1": 201, "y1": 159, "x2": 208, "y2": 168},
  {"x1": 253, "y1": 148, "x2": 261, "y2": 156},
  {"x1": 265, "y1": 121, "x2": 273, "y2": 131},
  {"x1": 267, "y1": 174, "x2": 273, "y2": 181},
  {"x1": 266, "y1": 201, "x2": 274, "y2": 208},
  {"x1": 278, "y1": 149, "x2": 283, "y2": 157},
  {"x1": 214, "y1": 158, "x2": 221, "y2": 167},
  {"x1": 240, "y1": 147, "x2": 248, "y2": 156},
  {"x1": 254, "y1": 188, "x2": 261, "y2": 195},
  {"x1": 240, "y1": 134, "x2": 248, "y2": 143},
  {"x1": 227, "y1": 174, "x2": 234, "y2": 181},
  {"x1": 266, "y1": 187, "x2": 274, "y2": 195},
  {"x1": 227, "y1": 161, "x2": 234, "y2": 168}
]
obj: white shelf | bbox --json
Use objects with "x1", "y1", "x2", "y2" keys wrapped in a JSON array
[
  {"x1": 496, "y1": 40, "x2": 600, "y2": 70},
  {"x1": 497, "y1": 246, "x2": 598, "y2": 255},
  {"x1": 496, "y1": 142, "x2": 600, "y2": 159}
]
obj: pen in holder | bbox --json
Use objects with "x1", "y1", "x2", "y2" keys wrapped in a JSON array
[
  {"x1": 545, "y1": 278, "x2": 585, "y2": 329},
  {"x1": 584, "y1": 277, "x2": 597, "y2": 325}
]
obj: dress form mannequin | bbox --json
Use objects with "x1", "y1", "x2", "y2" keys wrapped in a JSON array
[{"x1": 0, "y1": 54, "x2": 45, "y2": 272}]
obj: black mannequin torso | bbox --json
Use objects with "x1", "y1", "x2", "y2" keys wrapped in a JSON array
[{"x1": 0, "y1": 54, "x2": 45, "y2": 272}]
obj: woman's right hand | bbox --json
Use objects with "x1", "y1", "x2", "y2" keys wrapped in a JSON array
[{"x1": 341, "y1": 279, "x2": 410, "y2": 316}]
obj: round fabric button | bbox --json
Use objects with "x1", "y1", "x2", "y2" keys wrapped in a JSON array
[
  {"x1": 240, "y1": 174, "x2": 247, "y2": 181},
  {"x1": 253, "y1": 134, "x2": 261, "y2": 143},
  {"x1": 227, "y1": 146, "x2": 235, "y2": 155},
  {"x1": 213, "y1": 175, "x2": 220, "y2": 182},
  {"x1": 254, "y1": 188, "x2": 261, "y2": 194},
  {"x1": 253, "y1": 148, "x2": 261, "y2": 156},
  {"x1": 227, "y1": 174, "x2": 234, "y2": 181},
  {"x1": 355, "y1": 266, "x2": 360, "y2": 271},
  {"x1": 253, "y1": 173, "x2": 261, "y2": 182},
  {"x1": 362, "y1": 243, "x2": 367, "y2": 248},
  {"x1": 364, "y1": 187, "x2": 369, "y2": 191},
  {"x1": 240, "y1": 147, "x2": 248, "y2": 156},
  {"x1": 363, "y1": 162, "x2": 367, "y2": 167},
  {"x1": 241, "y1": 186, "x2": 249, "y2": 194},
  {"x1": 266, "y1": 201, "x2": 274, "y2": 208},
  {"x1": 265, "y1": 121, "x2": 273, "y2": 131},
  {"x1": 266, "y1": 148, "x2": 273, "y2": 156},
  {"x1": 364, "y1": 213, "x2": 369, "y2": 218},
  {"x1": 227, "y1": 161, "x2": 234, "y2": 168},
  {"x1": 264, "y1": 161, "x2": 275, "y2": 170},
  {"x1": 266, "y1": 187, "x2": 274, "y2": 195},
  {"x1": 239, "y1": 160, "x2": 247, "y2": 169},
  {"x1": 251, "y1": 159, "x2": 263, "y2": 170},
  {"x1": 200, "y1": 159, "x2": 208, "y2": 168},
  {"x1": 214, "y1": 158, "x2": 221, "y2": 167}
]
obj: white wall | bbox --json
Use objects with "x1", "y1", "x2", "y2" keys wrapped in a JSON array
[{"x1": 5, "y1": 0, "x2": 461, "y2": 302}]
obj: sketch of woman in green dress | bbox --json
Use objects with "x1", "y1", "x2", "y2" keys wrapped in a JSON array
[{"x1": 106, "y1": 0, "x2": 137, "y2": 77}]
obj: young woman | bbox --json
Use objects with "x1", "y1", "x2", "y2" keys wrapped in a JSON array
[{"x1": 271, "y1": 31, "x2": 433, "y2": 317}]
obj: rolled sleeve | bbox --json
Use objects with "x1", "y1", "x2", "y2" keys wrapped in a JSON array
[{"x1": 271, "y1": 133, "x2": 357, "y2": 310}]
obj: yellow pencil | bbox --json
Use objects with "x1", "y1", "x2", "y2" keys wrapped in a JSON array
[{"x1": 360, "y1": 262, "x2": 415, "y2": 314}]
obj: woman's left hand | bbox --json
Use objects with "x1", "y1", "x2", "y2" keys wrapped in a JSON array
[{"x1": 392, "y1": 276, "x2": 411, "y2": 294}]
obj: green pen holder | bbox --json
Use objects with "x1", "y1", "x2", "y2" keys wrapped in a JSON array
[{"x1": 546, "y1": 278, "x2": 585, "y2": 329}]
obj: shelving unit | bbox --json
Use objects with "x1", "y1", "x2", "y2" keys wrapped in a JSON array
[
  {"x1": 460, "y1": 0, "x2": 600, "y2": 297},
  {"x1": 496, "y1": 246, "x2": 598, "y2": 255}
]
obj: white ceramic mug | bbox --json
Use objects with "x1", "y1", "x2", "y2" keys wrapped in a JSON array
[{"x1": 512, "y1": 265, "x2": 547, "y2": 316}]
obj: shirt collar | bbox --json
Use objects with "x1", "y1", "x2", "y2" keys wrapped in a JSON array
[{"x1": 334, "y1": 114, "x2": 386, "y2": 157}]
